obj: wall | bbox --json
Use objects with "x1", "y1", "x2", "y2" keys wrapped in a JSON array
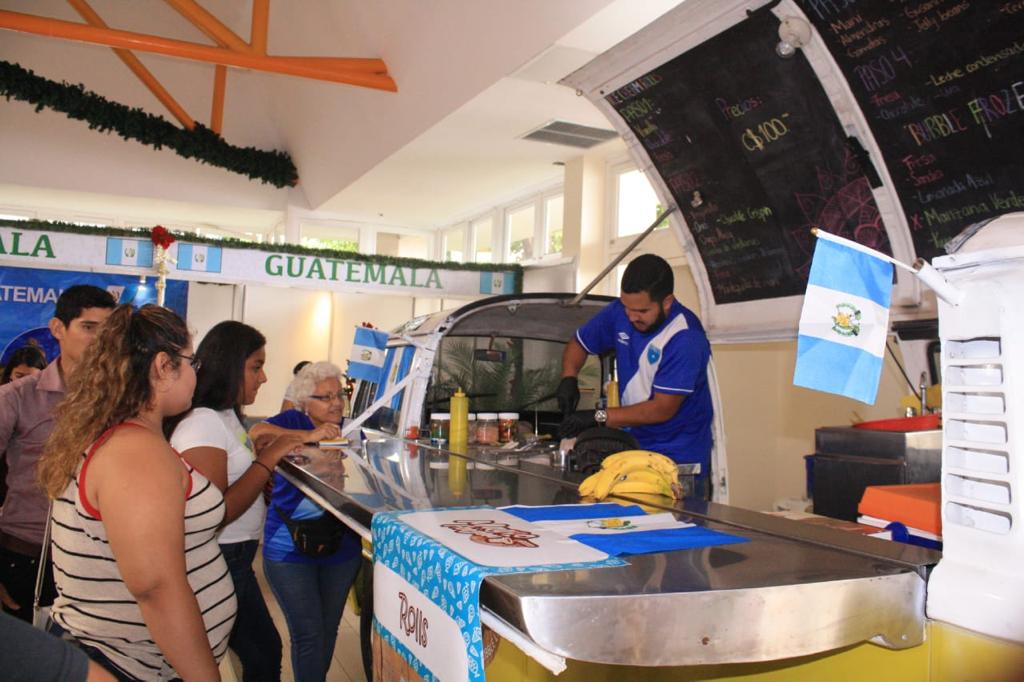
[
  {"x1": 185, "y1": 282, "x2": 239, "y2": 346},
  {"x1": 242, "y1": 286, "x2": 333, "y2": 418},
  {"x1": 714, "y1": 341, "x2": 907, "y2": 511}
]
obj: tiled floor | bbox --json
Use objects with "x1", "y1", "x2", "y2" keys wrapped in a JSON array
[{"x1": 220, "y1": 555, "x2": 368, "y2": 682}]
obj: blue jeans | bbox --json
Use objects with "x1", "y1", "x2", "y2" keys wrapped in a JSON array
[
  {"x1": 263, "y1": 556, "x2": 360, "y2": 682},
  {"x1": 220, "y1": 541, "x2": 282, "y2": 682}
]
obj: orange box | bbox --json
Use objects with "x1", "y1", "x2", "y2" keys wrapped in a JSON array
[{"x1": 858, "y1": 483, "x2": 941, "y2": 536}]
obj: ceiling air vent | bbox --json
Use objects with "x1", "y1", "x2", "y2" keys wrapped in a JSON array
[{"x1": 521, "y1": 120, "x2": 618, "y2": 149}]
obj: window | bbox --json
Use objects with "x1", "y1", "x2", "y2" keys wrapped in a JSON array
[
  {"x1": 442, "y1": 226, "x2": 465, "y2": 262},
  {"x1": 429, "y1": 336, "x2": 601, "y2": 433},
  {"x1": 544, "y1": 194, "x2": 564, "y2": 255},
  {"x1": 300, "y1": 223, "x2": 359, "y2": 252},
  {"x1": 506, "y1": 204, "x2": 536, "y2": 263},
  {"x1": 472, "y1": 216, "x2": 493, "y2": 263},
  {"x1": 615, "y1": 168, "x2": 662, "y2": 237},
  {"x1": 377, "y1": 231, "x2": 429, "y2": 259}
]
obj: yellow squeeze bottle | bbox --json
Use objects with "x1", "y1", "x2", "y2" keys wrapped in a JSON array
[
  {"x1": 606, "y1": 370, "x2": 620, "y2": 408},
  {"x1": 450, "y1": 387, "x2": 469, "y2": 446}
]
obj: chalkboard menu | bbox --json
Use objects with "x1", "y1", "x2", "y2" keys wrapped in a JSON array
[
  {"x1": 800, "y1": 0, "x2": 1024, "y2": 260},
  {"x1": 605, "y1": 12, "x2": 888, "y2": 304}
]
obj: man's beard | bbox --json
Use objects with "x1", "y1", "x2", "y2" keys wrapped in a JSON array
[{"x1": 632, "y1": 306, "x2": 667, "y2": 333}]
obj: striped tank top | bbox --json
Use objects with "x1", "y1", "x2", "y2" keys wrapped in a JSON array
[{"x1": 50, "y1": 424, "x2": 237, "y2": 680}]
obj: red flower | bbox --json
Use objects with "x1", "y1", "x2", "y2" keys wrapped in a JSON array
[{"x1": 150, "y1": 225, "x2": 176, "y2": 249}]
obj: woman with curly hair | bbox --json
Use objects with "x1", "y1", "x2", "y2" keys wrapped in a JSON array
[
  {"x1": 250, "y1": 361, "x2": 361, "y2": 682},
  {"x1": 38, "y1": 304, "x2": 237, "y2": 681},
  {"x1": 168, "y1": 321, "x2": 303, "y2": 682}
]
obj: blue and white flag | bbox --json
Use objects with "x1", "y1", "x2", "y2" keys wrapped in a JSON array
[
  {"x1": 176, "y1": 243, "x2": 223, "y2": 273},
  {"x1": 347, "y1": 326, "x2": 389, "y2": 382},
  {"x1": 479, "y1": 271, "x2": 514, "y2": 295},
  {"x1": 793, "y1": 234, "x2": 893, "y2": 404},
  {"x1": 105, "y1": 238, "x2": 153, "y2": 267}
]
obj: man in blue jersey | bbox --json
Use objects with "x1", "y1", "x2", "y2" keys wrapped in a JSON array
[{"x1": 558, "y1": 254, "x2": 714, "y2": 498}]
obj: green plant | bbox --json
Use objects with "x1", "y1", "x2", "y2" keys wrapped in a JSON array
[{"x1": 0, "y1": 60, "x2": 298, "y2": 187}]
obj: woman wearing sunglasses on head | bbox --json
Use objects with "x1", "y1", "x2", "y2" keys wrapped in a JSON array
[{"x1": 249, "y1": 362, "x2": 361, "y2": 682}]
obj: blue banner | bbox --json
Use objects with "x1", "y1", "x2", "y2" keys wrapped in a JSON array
[{"x1": 0, "y1": 265, "x2": 188, "y2": 365}]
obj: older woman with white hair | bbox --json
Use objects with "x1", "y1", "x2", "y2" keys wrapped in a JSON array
[{"x1": 249, "y1": 362, "x2": 361, "y2": 682}]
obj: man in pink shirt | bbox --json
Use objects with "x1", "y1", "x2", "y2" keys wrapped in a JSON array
[{"x1": 0, "y1": 285, "x2": 115, "y2": 622}]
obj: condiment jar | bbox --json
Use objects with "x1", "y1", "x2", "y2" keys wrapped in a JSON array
[
  {"x1": 498, "y1": 412, "x2": 519, "y2": 443},
  {"x1": 476, "y1": 413, "x2": 499, "y2": 445},
  {"x1": 466, "y1": 413, "x2": 477, "y2": 443},
  {"x1": 429, "y1": 412, "x2": 450, "y2": 447}
]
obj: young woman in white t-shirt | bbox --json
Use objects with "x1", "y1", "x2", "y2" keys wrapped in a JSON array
[{"x1": 168, "y1": 321, "x2": 303, "y2": 682}]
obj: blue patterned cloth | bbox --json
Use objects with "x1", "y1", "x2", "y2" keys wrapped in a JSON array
[{"x1": 372, "y1": 507, "x2": 625, "y2": 681}]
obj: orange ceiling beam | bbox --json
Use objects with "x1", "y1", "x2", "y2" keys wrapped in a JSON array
[
  {"x1": 162, "y1": 0, "x2": 250, "y2": 52},
  {"x1": 250, "y1": 0, "x2": 269, "y2": 54},
  {"x1": 65, "y1": 0, "x2": 196, "y2": 129},
  {"x1": 0, "y1": 9, "x2": 397, "y2": 91},
  {"x1": 211, "y1": 64, "x2": 226, "y2": 133}
]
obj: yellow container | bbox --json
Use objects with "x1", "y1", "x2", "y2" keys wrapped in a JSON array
[{"x1": 450, "y1": 387, "x2": 469, "y2": 445}]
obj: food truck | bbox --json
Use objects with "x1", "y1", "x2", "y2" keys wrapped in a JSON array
[{"x1": 275, "y1": 0, "x2": 1024, "y2": 679}]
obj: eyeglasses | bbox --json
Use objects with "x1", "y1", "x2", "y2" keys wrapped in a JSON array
[
  {"x1": 309, "y1": 391, "x2": 345, "y2": 403},
  {"x1": 178, "y1": 353, "x2": 202, "y2": 371}
]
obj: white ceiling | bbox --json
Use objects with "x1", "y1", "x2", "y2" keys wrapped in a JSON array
[{"x1": 0, "y1": 0, "x2": 686, "y2": 232}]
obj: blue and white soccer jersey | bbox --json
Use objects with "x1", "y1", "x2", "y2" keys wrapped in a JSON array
[{"x1": 576, "y1": 300, "x2": 713, "y2": 469}]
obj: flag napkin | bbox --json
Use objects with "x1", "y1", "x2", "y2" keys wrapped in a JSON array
[
  {"x1": 347, "y1": 326, "x2": 390, "y2": 382},
  {"x1": 501, "y1": 504, "x2": 748, "y2": 556},
  {"x1": 793, "y1": 235, "x2": 893, "y2": 404}
]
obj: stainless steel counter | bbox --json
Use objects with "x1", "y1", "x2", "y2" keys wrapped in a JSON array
[{"x1": 278, "y1": 432, "x2": 940, "y2": 667}]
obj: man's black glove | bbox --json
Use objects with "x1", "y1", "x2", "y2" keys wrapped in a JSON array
[
  {"x1": 555, "y1": 376, "x2": 580, "y2": 417},
  {"x1": 558, "y1": 410, "x2": 596, "y2": 439}
]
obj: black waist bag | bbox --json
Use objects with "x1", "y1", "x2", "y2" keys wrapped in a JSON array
[{"x1": 274, "y1": 507, "x2": 347, "y2": 558}]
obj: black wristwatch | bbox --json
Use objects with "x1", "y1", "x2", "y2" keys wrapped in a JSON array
[{"x1": 594, "y1": 409, "x2": 608, "y2": 425}]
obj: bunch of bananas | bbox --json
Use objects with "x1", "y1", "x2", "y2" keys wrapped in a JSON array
[{"x1": 578, "y1": 450, "x2": 681, "y2": 500}]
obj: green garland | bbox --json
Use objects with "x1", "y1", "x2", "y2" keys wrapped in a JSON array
[
  {"x1": 0, "y1": 219, "x2": 524, "y2": 288},
  {"x1": 0, "y1": 60, "x2": 298, "y2": 188}
]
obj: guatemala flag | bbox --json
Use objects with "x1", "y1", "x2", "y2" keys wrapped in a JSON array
[
  {"x1": 347, "y1": 326, "x2": 390, "y2": 383},
  {"x1": 176, "y1": 243, "x2": 223, "y2": 273},
  {"x1": 793, "y1": 234, "x2": 893, "y2": 404},
  {"x1": 105, "y1": 238, "x2": 154, "y2": 267}
]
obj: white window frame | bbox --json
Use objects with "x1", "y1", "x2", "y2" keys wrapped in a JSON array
[
  {"x1": 502, "y1": 186, "x2": 565, "y2": 264},
  {"x1": 440, "y1": 222, "x2": 469, "y2": 263},
  {"x1": 503, "y1": 198, "x2": 538, "y2": 263},
  {"x1": 604, "y1": 156, "x2": 684, "y2": 295},
  {"x1": 368, "y1": 225, "x2": 435, "y2": 259},
  {"x1": 468, "y1": 211, "x2": 498, "y2": 264},
  {"x1": 439, "y1": 182, "x2": 564, "y2": 265},
  {"x1": 541, "y1": 190, "x2": 565, "y2": 258},
  {"x1": 298, "y1": 218, "x2": 362, "y2": 251}
]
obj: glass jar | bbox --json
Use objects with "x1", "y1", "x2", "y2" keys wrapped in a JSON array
[
  {"x1": 466, "y1": 413, "x2": 477, "y2": 443},
  {"x1": 429, "y1": 412, "x2": 450, "y2": 447},
  {"x1": 476, "y1": 413, "x2": 499, "y2": 445},
  {"x1": 498, "y1": 412, "x2": 519, "y2": 443}
]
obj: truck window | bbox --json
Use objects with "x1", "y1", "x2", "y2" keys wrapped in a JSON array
[{"x1": 426, "y1": 336, "x2": 602, "y2": 429}]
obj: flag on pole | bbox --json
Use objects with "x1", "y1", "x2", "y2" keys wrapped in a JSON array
[
  {"x1": 347, "y1": 326, "x2": 390, "y2": 383},
  {"x1": 793, "y1": 233, "x2": 893, "y2": 404}
]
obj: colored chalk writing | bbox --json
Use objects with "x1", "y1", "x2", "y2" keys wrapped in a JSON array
[
  {"x1": 800, "y1": 0, "x2": 1024, "y2": 259},
  {"x1": 605, "y1": 12, "x2": 887, "y2": 304}
]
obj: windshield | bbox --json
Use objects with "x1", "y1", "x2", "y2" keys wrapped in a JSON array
[{"x1": 427, "y1": 336, "x2": 601, "y2": 416}]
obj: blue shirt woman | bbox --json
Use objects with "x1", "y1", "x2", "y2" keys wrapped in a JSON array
[{"x1": 252, "y1": 362, "x2": 361, "y2": 682}]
